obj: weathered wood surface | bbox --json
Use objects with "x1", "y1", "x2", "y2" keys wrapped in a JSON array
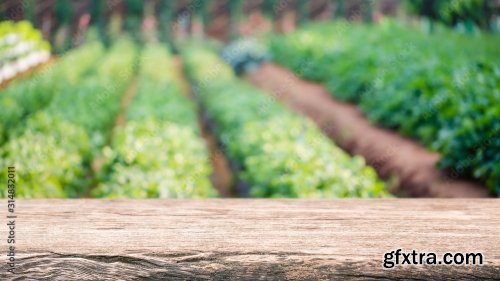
[{"x1": 2, "y1": 199, "x2": 499, "y2": 280}]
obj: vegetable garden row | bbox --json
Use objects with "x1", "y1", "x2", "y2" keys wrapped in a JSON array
[
  {"x1": 93, "y1": 44, "x2": 214, "y2": 198},
  {"x1": 271, "y1": 20, "x2": 500, "y2": 194},
  {"x1": 182, "y1": 44, "x2": 387, "y2": 198},
  {"x1": 1, "y1": 40, "x2": 133, "y2": 197},
  {"x1": 0, "y1": 21, "x2": 50, "y2": 84},
  {"x1": 1, "y1": 20, "x2": 497, "y2": 198},
  {"x1": 0, "y1": 37, "x2": 392, "y2": 198}
]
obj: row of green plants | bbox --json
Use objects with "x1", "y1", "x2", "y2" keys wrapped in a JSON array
[
  {"x1": 0, "y1": 42, "x2": 105, "y2": 145},
  {"x1": 0, "y1": 20, "x2": 51, "y2": 83},
  {"x1": 182, "y1": 44, "x2": 388, "y2": 198},
  {"x1": 271, "y1": 20, "x2": 500, "y2": 194},
  {"x1": 93, "y1": 44, "x2": 215, "y2": 198},
  {"x1": 0, "y1": 39, "x2": 136, "y2": 198}
]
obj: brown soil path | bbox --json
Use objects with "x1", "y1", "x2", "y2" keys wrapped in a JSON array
[
  {"x1": 246, "y1": 63, "x2": 489, "y2": 198},
  {"x1": 174, "y1": 57, "x2": 235, "y2": 197},
  {"x1": 111, "y1": 79, "x2": 139, "y2": 135}
]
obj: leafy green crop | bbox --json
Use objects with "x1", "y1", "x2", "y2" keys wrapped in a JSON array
[
  {"x1": 182, "y1": 45, "x2": 388, "y2": 198},
  {"x1": 0, "y1": 42, "x2": 105, "y2": 145},
  {"x1": 271, "y1": 20, "x2": 500, "y2": 193},
  {"x1": 0, "y1": 39, "x2": 137, "y2": 198},
  {"x1": 0, "y1": 20, "x2": 51, "y2": 76},
  {"x1": 93, "y1": 44, "x2": 215, "y2": 198}
]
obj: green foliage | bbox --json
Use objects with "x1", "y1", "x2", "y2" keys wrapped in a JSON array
[
  {"x1": 0, "y1": 20, "x2": 51, "y2": 77},
  {"x1": 229, "y1": 0, "x2": 244, "y2": 39},
  {"x1": 182, "y1": 45, "x2": 388, "y2": 198},
  {"x1": 405, "y1": 0, "x2": 492, "y2": 30},
  {"x1": 0, "y1": 42, "x2": 105, "y2": 145},
  {"x1": 2, "y1": 113, "x2": 91, "y2": 198},
  {"x1": 158, "y1": 0, "x2": 173, "y2": 42},
  {"x1": 93, "y1": 44, "x2": 215, "y2": 198},
  {"x1": 271, "y1": 21, "x2": 500, "y2": 193},
  {"x1": 124, "y1": 0, "x2": 144, "y2": 41},
  {"x1": 94, "y1": 119, "x2": 214, "y2": 198},
  {"x1": 54, "y1": 0, "x2": 74, "y2": 25},
  {"x1": 0, "y1": 20, "x2": 50, "y2": 53},
  {"x1": 0, "y1": 40, "x2": 137, "y2": 198}
]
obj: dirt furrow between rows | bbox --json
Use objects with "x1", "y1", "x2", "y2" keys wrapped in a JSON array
[
  {"x1": 85, "y1": 78, "x2": 139, "y2": 197},
  {"x1": 173, "y1": 56, "x2": 235, "y2": 197},
  {"x1": 246, "y1": 63, "x2": 489, "y2": 198}
]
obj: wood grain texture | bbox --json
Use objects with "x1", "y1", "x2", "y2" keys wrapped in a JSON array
[{"x1": 1, "y1": 199, "x2": 499, "y2": 280}]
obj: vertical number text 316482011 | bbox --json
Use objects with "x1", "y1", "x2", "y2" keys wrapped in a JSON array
[{"x1": 6, "y1": 166, "x2": 16, "y2": 274}]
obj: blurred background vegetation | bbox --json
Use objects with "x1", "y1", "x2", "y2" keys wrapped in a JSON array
[{"x1": 1, "y1": 0, "x2": 499, "y2": 53}]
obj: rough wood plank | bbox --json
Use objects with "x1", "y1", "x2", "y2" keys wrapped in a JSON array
[{"x1": 1, "y1": 199, "x2": 499, "y2": 280}]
